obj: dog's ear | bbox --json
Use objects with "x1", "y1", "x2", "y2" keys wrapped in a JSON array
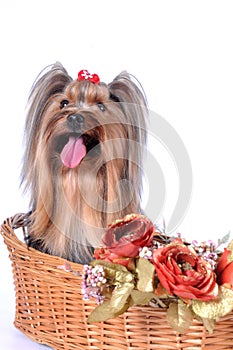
[
  {"x1": 108, "y1": 71, "x2": 148, "y2": 137},
  {"x1": 108, "y1": 70, "x2": 148, "y2": 147},
  {"x1": 108, "y1": 72, "x2": 149, "y2": 212},
  {"x1": 26, "y1": 62, "x2": 72, "y2": 124},
  {"x1": 108, "y1": 71, "x2": 148, "y2": 111},
  {"x1": 22, "y1": 63, "x2": 72, "y2": 195}
]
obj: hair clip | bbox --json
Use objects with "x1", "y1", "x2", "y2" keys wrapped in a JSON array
[{"x1": 77, "y1": 70, "x2": 100, "y2": 84}]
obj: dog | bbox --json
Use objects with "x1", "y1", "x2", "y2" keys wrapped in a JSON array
[{"x1": 21, "y1": 63, "x2": 148, "y2": 264}]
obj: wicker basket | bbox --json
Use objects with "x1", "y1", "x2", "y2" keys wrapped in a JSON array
[{"x1": 1, "y1": 213, "x2": 233, "y2": 350}]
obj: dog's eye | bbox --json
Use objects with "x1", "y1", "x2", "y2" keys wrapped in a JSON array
[
  {"x1": 60, "y1": 99, "x2": 69, "y2": 109},
  {"x1": 97, "y1": 102, "x2": 106, "y2": 112}
]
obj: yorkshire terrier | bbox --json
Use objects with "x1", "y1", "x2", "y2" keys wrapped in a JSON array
[{"x1": 21, "y1": 63, "x2": 148, "y2": 264}]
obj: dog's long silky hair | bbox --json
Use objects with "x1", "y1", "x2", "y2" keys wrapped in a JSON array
[{"x1": 21, "y1": 63, "x2": 148, "y2": 263}]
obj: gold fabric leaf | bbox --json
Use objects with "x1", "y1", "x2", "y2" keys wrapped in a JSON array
[
  {"x1": 227, "y1": 240, "x2": 233, "y2": 262},
  {"x1": 131, "y1": 290, "x2": 155, "y2": 305},
  {"x1": 87, "y1": 298, "x2": 131, "y2": 323},
  {"x1": 87, "y1": 301, "x2": 115, "y2": 323},
  {"x1": 91, "y1": 260, "x2": 134, "y2": 284},
  {"x1": 200, "y1": 317, "x2": 216, "y2": 334},
  {"x1": 166, "y1": 301, "x2": 193, "y2": 333},
  {"x1": 110, "y1": 282, "x2": 134, "y2": 310},
  {"x1": 88, "y1": 282, "x2": 134, "y2": 322},
  {"x1": 136, "y1": 258, "x2": 155, "y2": 292},
  {"x1": 192, "y1": 286, "x2": 233, "y2": 320},
  {"x1": 88, "y1": 282, "x2": 134, "y2": 323}
]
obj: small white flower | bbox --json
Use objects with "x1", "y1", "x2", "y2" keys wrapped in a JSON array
[{"x1": 139, "y1": 246, "x2": 152, "y2": 259}]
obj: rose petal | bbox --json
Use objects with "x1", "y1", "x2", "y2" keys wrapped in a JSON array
[
  {"x1": 216, "y1": 248, "x2": 231, "y2": 276},
  {"x1": 218, "y1": 261, "x2": 233, "y2": 287}
]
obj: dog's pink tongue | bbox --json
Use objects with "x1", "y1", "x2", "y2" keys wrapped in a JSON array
[{"x1": 60, "y1": 136, "x2": 86, "y2": 168}]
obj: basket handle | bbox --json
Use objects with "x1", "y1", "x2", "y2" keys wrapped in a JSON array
[{"x1": 1, "y1": 212, "x2": 31, "y2": 242}]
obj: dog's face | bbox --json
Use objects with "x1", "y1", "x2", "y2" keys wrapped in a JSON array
[
  {"x1": 42, "y1": 80, "x2": 129, "y2": 173},
  {"x1": 22, "y1": 63, "x2": 148, "y2": 263}
]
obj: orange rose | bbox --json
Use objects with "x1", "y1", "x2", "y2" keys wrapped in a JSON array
[{"x1": 152, "y1": 239, "x2": 218, "y2": 301}]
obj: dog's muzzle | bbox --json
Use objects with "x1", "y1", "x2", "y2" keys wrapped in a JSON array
[
  {"x1": 56, "y1": 113, "x2": 100, "y2": 169},
  {"x1": 67, "y1": 113, "x2": 84, "y2": 131}
]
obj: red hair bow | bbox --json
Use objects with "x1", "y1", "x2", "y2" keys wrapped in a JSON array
[{"x1": 77, "y1": 70, "x2": 100, "y2": 84}]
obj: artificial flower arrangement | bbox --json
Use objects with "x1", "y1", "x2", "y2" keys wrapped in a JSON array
[{"x1": 59, "y1": 214, "x2": 233, "y2": 334}]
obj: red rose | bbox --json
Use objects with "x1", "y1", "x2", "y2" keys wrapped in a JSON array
[
  {"x1": 152, "y1": 239, "x2": 218, "y2": 301},
  {"x1": 216, "y1": 248, "x2": 233, "y2": 288},
  {"x1": 102, "y1": 214, "x2": 155, "y2": 258},
  {"x1": 93, "y1": 247, "x2": 135, "y2": 270}
]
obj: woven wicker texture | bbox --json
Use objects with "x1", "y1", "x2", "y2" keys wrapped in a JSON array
[{"x1": 1, "y1": 213, "x2": 233, "y2": 350}]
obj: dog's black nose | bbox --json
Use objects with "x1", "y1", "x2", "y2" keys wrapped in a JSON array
[{"x1": 67, "y1": 113, "x2": 84, "y2": 130}]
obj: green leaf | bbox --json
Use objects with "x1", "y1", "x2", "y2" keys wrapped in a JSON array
[
  {"x1": 136, "y1": 258, "x2": 155, "y2": 292},
  {"x1": 166, "y1": 301, "x2": 193, "y2": 333},
  {"x1": 220, "y1": 231, "x2": 230, "y2": 245},
  {"x1": 192, "y1": 286, "x2": 233, "y2": 320},
  {"x1": 131, "y1": 290, "x2": 155, "y2": 305}
]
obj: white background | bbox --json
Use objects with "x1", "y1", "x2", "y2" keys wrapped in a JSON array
[{"x1": 1, "y1": 1, "x2": 233, "y2": 348}]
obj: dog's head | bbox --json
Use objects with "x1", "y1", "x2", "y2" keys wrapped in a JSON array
[{"x1": 22, "y1": 63, "x2": 148, "y2": 202}]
